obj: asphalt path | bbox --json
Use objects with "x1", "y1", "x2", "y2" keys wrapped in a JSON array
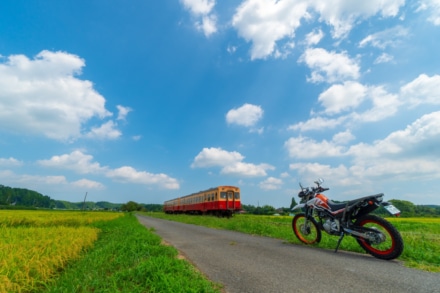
[{"x1": 136, "y1": 215, "x2": 439, "y2": 293}]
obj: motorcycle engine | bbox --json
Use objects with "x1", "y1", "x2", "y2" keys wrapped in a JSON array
[{"x1": 322, "y1": 218, "x2": 340, "y2": 234}]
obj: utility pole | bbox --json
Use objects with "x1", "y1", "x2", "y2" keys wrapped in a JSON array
[{"x1": 82, "y1": 192, "x2": 88, "y2": 211}]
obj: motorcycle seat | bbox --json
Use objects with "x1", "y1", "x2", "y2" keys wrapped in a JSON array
[{"x1": 327, "y1": 193, "x2": 384, "y2": 211}]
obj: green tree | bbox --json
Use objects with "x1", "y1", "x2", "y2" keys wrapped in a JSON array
[
  {"x1": 121, "y1": 201, "x2": 142, "y2": 212},
  {"x1": 290, "y1": 197, "x2": 298, "y2": 210}
]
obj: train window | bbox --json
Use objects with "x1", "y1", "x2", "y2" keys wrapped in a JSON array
[
  {"x1": 220, "y1": 192, "x2": 227, "y2": 199},
  {"x1": 228, "y1": 192, "x2": 233, "y2": 199},
  {"x1": 235, "y1": 193, "x2": 240, "y2": 199}
]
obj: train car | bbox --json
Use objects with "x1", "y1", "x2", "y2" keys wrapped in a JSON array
[{"x1": 164, "y1": 186, "x2": 241, "y2": 217}]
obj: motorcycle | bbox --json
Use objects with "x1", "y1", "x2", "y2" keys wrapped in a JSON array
[{"x1": 291, "y1": 179, "x2": 404, "y2": 260}]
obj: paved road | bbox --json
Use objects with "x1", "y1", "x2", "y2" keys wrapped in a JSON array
[{"x1": 136, "y1": 215, "x2": 439, "y2": 293}]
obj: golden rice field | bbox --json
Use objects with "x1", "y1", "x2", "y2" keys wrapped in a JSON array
[{"x1": 0, "y1": 210, "x2": 123, "y2": 292}]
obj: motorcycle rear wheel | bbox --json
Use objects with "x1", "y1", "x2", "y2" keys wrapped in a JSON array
[
  {"x1": 292, "y1": 213, "x2": 321, "y2": 244},
  {"x1": 354, "y1": 214, "x2": 404, "y2": 260}
]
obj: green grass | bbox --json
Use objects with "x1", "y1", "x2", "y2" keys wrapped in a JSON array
[
  {"x1": 43, "y1": 213, "x2": 222, "y2": 293},
  {"x1": 143, "y1": 213, "x2": 440, "y2": 273}
]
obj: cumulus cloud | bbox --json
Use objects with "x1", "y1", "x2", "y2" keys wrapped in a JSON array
[
  {"x1": 259, "y1": 176, "x2": 283, "y2": 190},
  {"x1": 231, "y1": 0, "x2": 405, "y2": 59},
  {"x1": 311, "y1": 0, "x2": 404, "y2": 38},
  {"x1": 232, "y1": 0, "x2": 308, "y2": 60},
  {"x1": 117, "y1": 105, "x2": 132, "y2": 121},
  {"x1": 288, "y1": 111, "x2": 440, "y2": 187},
  {"x1": 299, "y1": 48, "x2": 360, "y2": 83},
  {"x1": 85, "y1": 121, "x2": 122, "y2": 140},
  {"x1": 38, "y1": 150, "x2": 106, "y2": 174},
  {"x1": 305, "y1": 28, "x2": 324, "y2": 46},
  {"x1": 400, "y1": 74, "x2": 440, "y2": 107},
  {"x1": 285, "y1": 136, "x2": 346, "y2": 159},
  {"x1": 0, "y1": 169, "x2": 106, "y2": 192},
  {"x1": 191, "y1": 147, "x2": 244, "y2": 168},
  {"x1": 71, "y1": 178, "x2": 105, "y2": 189},
  {"x1": 106, "y1": 166, "x2": 179, "y2": 189},
  {"x1": 0, "y1": 170, "x2": 68, "y2": 186},
  {"x1": 180, "y1": 0, "x2": 218, "y2": 36},
  {"x1": 0, "y1": 157, "x2": 23, "y2": 167},
  {"x1": 318, "y1": 81, "x2": 367, "y2": 114},
  {"x1": 39, "y1": 150, "x2": 179, "y2": 189},
  {"x1": 0, "y1": 50, "x2": 126, "y2": 141},
  {"x1": 289, "y1": 80, "x2": 401, "y2": 132},
  {"x1": 226, "y1": 103, "x2": 264, "y2": 127},
  {"x1": 191, "y1": 147, "x2": 274, "y2": 177},
  {"x1": 288, "y1": 116, "x2": 345, "y2": 132}
]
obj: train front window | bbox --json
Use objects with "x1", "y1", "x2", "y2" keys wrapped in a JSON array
[
  {"x1": 228, "y1": 192, "x2": 233, "y2": 199},
  {"x1": 234, "y1": 193, "x2": 240, "y2": 199},
  {"x1": 220, "y1": 192, "x2": 227, "y2": 199}
]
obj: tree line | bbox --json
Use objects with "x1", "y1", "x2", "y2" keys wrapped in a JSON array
[{"x1": 1, "y1": 184, "x2": 439, "y2": 216}]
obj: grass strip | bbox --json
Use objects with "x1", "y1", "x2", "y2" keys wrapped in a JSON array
[{"x1": 44, "y1": 213, "x2": 221, "y2": 293}]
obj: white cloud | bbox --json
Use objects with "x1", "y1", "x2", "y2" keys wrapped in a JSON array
[
  {"x1": 289, "y1": 162, "x2": 353, "y2": 186},
  {"x1": 348, "y1": 111, "x2": 440, "y2": 160},
  {"x1": 231, "y1": 0, "x2": 405, "y2": 59},
  {"x1": 400, "y1": 74, "x2": 440, "y2": 107},
  {"x1": 180, "y1": 0, "x2": 218, "y2": 36},
  {"x1": 288, "y1": 116, "x2": 345, "y2": 131},
  {"x1": 305, "y1": 28, "x2": 324, "y2": 46},
  {"x1": 116, "y1": 105, "x2": 132, "y2": 121},
  {"x1": 232, "y1": 0, "x2": 308, "y2": 60},
  {"x1": 71, "y1": 179, "x2": 105, "y2": 189},
  {"x1": 318, "y1": 81, "x2": 367, "y2": 114},
  {"x1": 374, "y1": 53, "x2": 394, "y2": 64},
  {"x1": 285, "y1": 136, "x2": 346, "y2": 159},
  {"x1": 289, "y1": 112, "x2": 440, "y2": 188},
  {"x1": 0, "y1": 50, "x2": 114, "y2": 141},
  {"x1": 259, "y1": 176, "x2": 283, "y2": 190},
  {"x1": 291, "y1": 74, "x2": 437, "y2": 134},
  {"x1": 359, "y1": 25, "x2": 409, "y2": 49},
  {"x1": 181, "y1": 0, "x2": 215, "y2": 14},
  {"x1": 191, "y1": 147, "x2": 244, "y2": 168},
  {"x1": 311, "y1": 0, "x2": 405, "y2": 38},
  {"x1": 0, "y1": 169, "x2": 105, "y2": 191},
  {"x1": 38, "y1": 150, "x2": 179, "y2": 189},
  {"x1": 332, "y1": 130, "x2": 355, "y2": 144},
  {"x1": 226, "y1": 103, "x2": 264, "y2": 127},
  {"x1": 417, "y1": 0, "x2": 440, "y2": 25},
  {"x1": 351, "y1": 86, "x2": 400, "y2": 123},
  {"x1": 0, "y1": 157, "x2": 23, "y2": 167},
  {"x1": 191, "y1": 147, "x2": 274, "y2": 177},
  {"x1": 85, "y1": 121, "x2": 122, "y2": 140},
  {"x1": 221, "y1": 162, "x2": 274, "y2": 177},
  {"x1": 106, "y1": 166, "x2": 179, "y2": 189},
  {"x1": 299, "y1": 48, "x2": 360, "y2": 83},
  {"x1": 0, "y1": 170, "x2": 68, "y2": 186},
  {"x1": 38, "y1": 150, "x2": 106, "y2": 174}
]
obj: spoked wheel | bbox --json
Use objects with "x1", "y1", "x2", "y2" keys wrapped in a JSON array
[
  {"x1": 292, "y1": 213, "x2": 321, "y2": 244},
  {"x1": 354, "y1": 214, "x2": 404, "y2": 260}
]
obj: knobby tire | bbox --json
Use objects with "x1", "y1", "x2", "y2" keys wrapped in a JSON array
[
  {"x1": 354, "y1": 214, "x2": 404, "y2": 260},
  {"x1": 292, "y1": 213, "x2": 321, "y2": 245}
]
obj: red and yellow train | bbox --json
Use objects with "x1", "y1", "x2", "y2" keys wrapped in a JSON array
[{"x1": 164, "y1": 186, "x2": 241, "y2": 217}]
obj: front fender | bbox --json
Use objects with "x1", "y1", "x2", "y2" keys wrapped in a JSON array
[{"x1": 291, "y1": 203, "x2": 305, "y2": 211}]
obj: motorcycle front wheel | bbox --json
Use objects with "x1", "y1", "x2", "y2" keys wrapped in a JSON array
[
  {"x1": 354, "y1": 214, "x2": 404, "y2": 260},
  {"x1": 292, "y1": 213, "x2": 321, "y2": 244}
]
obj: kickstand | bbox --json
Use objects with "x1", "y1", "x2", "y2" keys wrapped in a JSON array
[{"x1": 335, "y1": 232, "x2": 345, "y2": 253}]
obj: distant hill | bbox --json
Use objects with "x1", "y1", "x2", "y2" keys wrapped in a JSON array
[{"x1": 0, "y1": 184, "x2": 162, "y2": 211}]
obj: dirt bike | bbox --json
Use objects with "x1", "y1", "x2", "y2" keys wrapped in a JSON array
[{"x1": 291, "y1": 179, "x2": 404, "y2": 260}]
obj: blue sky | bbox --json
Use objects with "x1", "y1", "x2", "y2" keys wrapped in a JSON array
[{"x1": 1, "y1": 0, "x2": 439, "y2": 207}]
